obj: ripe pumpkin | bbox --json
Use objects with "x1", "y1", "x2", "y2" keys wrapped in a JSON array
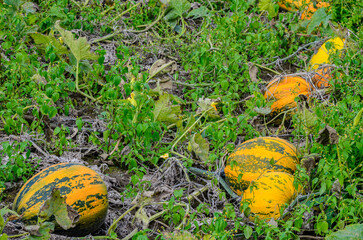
[
  {"x1": 242, "y1": 172, "x2": 299, "y2": 220},
  {"x1": 224, "y1": 137, "x2": 299, "y2": 196},
  {"x1": 309, "y1": 37, "x2": 345, "y2": 71},
  {"x1": 312, "y1": 67, "x2": 332, "y2": 88},
  {"x1": 278, "y1": 0, "x2": 330, "y2": 20},
  {"x1": 264, "y1": 76, "x2": 311, "y2": 113},
  {"x1": 13, "y1": 163, "x2": 108, "y2": 236},
  {"x1": 300, "y1": 1, "x2": 330, "y2": 20}
]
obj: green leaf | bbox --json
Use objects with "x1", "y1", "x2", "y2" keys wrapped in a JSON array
[
  {"x1": 25, "y1": 222, "x2": 55, "y2": 240},
  {"x1": 0, "y1": 207, "x2": 18, "y2": 233},
  {"x1": 189, "y1": 133, "x2": 209, "y2": 162},
  {"x1": 244, "y1": 225, "x2": 253, "y2": 238},
  {"x1": 169, "y1": 0, "x2": 191, "y2": 17},
  {"x1": 353, "y1": 107, "x2": 363, "y2": 127},
  {"x1": 153, "y1": 93, "x2": 181, "y2": 124},
  {"x1": 54, "y1": 21, "x2": 98, "y2": 63},
  {"x1": 326, "y1": 224, "x2": 363, "y2": 240},
  {"x1": 0, "y1": 233, "x2": 8, "y2": 240},
  {"x1": 30, "y1": 32, "x2": 69, "y2": 55},
  {"x1": 317, "y1": 220, "x2": 329, "y2": 234},
  {"x1": 38, "y1": 188, "x2": 80, "y2": 230},
  {"x1": 186, "y1": 6, "x2": 211, "y2": 19},
  {"x1": 258, "y1": 0, "x2": 278, "y2": 18},
  {"x1": 307, "y1": 8, "x2": 331, "y2": 34}
]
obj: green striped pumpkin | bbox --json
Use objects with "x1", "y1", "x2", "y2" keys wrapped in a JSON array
[
  {"x1": 13, "y1": 162, "x2": 108, "y2": 236},
  {"x1": 242, "y1": 172, "x2": 299, "y2": 220},
  {"x1": 224, "y1": 137, "x2": 299, "y2": 195}
]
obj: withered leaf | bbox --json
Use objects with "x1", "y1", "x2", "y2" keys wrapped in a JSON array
[{"x1": 317, "y1": 125, "x2": 339, "y2": 145}]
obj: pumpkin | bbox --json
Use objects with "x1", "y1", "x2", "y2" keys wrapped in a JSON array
[
  {"x1": 300, "y1": 1, "x2": 330, "y2": 20},
  {"x1": 264, "y1": 76, "x2": 311, "y2": 113},
  {"x1": 242, "y1": 172, "x2": 299, "y2": 220},
  {"x1": 312, "y1": 67, "x2": 332, "y2": 88},
  {"x1": 278, "y1": 0, "x2": 330, "y2": 20},
  {"x1": 224, "y1": 137, "x2": 299, "y2": 196},
  {"x1": 309, "y1": 37, "x2": 345, "y2": 71},
  {"x1": 278, "y1": 0, "x2": 310, "y2": 12},
  {"x1": 13, "y1": 163, "x2": 108, "y2": 236}
]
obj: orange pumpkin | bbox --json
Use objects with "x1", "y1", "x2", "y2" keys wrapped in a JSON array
[
  {"x1": 225, "y1": 137, "x2": 299, "y2": 196},
  {"x1": 242, "y1": 172, "x2": 300, "y2": 220},
  {"x1": 13, "y1": 163, "x2": 108, "y2": 236},
  {"x1": 312, "y1": 67, "x2": 332, "y2": 88},
  {"x1": 264, "y1": 76, "x2": 311, "y2": 113},
  {"x1": 278, "y1": 0, "x2": 330, "y2": 20}
]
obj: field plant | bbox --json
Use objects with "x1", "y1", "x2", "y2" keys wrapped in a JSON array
[{"x1": 0, "y1": 0, "x2": 362, "y2": 239}]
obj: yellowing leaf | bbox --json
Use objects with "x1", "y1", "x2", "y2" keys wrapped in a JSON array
[
  {"x1": 189, "y1": 133, "x2": 209, "y2": 162},
  {"x1": 54, "y1": 21, "x2": 98, "y2": 62},
  {"x1": 38, "y1": 188, "x2": 80, "y2": 230},
  {"x1": 258, "y1": 0, "x2": 278, "y2": 18},
  {"x1": 153, "y1": 93, "x2": 181, "y2": 123}
]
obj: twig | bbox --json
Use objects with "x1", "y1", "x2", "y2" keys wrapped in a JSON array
[
  {"x1": 110, "y1": 3, "x2": 140, "y2": 24},
  {"x1": 264, "y1": 40, "x2": 322, "y2": 67},
  {"x1": 91, "y1": 7, "x2": 166, "y2": 44},
  {"x1": 253, "y1": 63, "x2": 280, "y2": 75}
]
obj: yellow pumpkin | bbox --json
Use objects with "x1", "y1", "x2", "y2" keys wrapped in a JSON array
[
  {"x1": 309, "y1": 37, "x2": 345, "y2": 71},
  {"x1": 242, "y1": 172, "x2": 299, "y2": 220},
  {"x1": 224, "y1": 137, "x2": 299, "y2": 196},
  {"x1": 264, "y1": 76, "x2": 311, "y2": 113}
]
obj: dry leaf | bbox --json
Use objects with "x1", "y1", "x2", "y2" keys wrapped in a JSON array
[
  {"x1": 317, "y1": 125, "x2": 339, "y2": 145},
  {"x1": 248, "y1": 62, "x2": 258, "y2": 83}
]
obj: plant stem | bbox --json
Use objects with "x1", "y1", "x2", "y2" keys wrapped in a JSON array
[
  {"x1": 171, "y1": 109, "x2": 209, "y2": 151},
  {"x1": 107, "y1": 204, "x2": 139, "y2": 235}
]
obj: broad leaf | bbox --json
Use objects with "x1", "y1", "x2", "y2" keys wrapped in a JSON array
[
  {"x1": 197, "y1": 98, "x2": 220, "y2": 119},
  {"x1": 326, "y1": 223, "x2": 363, "y2": 240},
  {"x1": 307, "y1": 8, "x2": 331, "y2": 34},
  {"x1": 189, "y1": 133, "x2": 209, "y2": 162},
  {"x1": 258, "y1": 0, "x2": 278, "y2": 18},
  {"x1": 55, "y1": 21, "x2": 98, "y2": 63},
  {"x1": 169, "y1": 0, "x2": 191, "y2": 17},
  {"x1": 153, "y1": 93, "x2": 181, "y2": 124},
  {"x1": 25, "y1": 222, "x2": 54, "y2": 240},
  {"x1": 30, "y1": 33, "x2": 69, "y2": 55},
  {"x1": 186, "y1": 6, "x2": 211, "y2": 19},
  {"x1": 38, "y1": 188, "x2": 80, "y2": 230}
]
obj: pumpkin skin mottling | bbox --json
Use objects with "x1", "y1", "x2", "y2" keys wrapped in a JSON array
[
  {"x1": 13, "y1": 163, "x2": 108, "y2": 236},
  {"x1": 242, "y1": 172, "x2": 299, "y2": 220},
  {"x1": 224, "y1": 137, "x2": 299, "y2": 196},
  {"x1": 264, "y1": 76, "x2": 311, "y2": 113}
]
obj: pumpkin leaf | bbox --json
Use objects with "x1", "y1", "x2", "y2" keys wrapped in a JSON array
[
  {"x1": 197, "y1": 98, "x2": 220, "y2": 119},
  {"x1": 258, "y1": 0, "x2": 278, "y2": 18},
  {"x1": 307, "y1": 8, "x2": 331, "y2": 34},
  {"x1": 326, "y1": 223, "x2": 363, "y2": 240},
  {"x1": 25, "y1": 222, "x2": 55, "y2": 239},
  {"x1": 169, "y1": 0, "x2": 191, "y2": 17},
  {"x1": 30, "y1": 32, "x2": 69, "y2": 55},
  {"x1": 297, "y1": 107, "x2": 317, "y2": 134},
  {"x1": 186, "y1": 6, "x2": 211, "y2": 19},
  {"x1": 254, "y1": 107, "x2": 272, "y2": 115},
  {"x1": 54, "y1": 21, "x2": 97, "y2": 63},
  {"x1": 0, "y1": 208, "x2": 19, "y2": 233},
  {"x1": 153, "y1": 93, "x2": 181, "y2": 124},
  {"x1": 38, "y1": 188, "x2": 80, "y2": 230},
  {"x1": 189, "y1": 133, "x2": 209, "y2": 162}
]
